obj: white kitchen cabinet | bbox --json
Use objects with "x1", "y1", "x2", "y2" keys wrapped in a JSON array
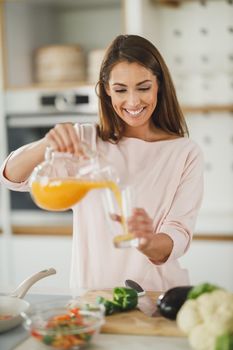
[
  {"x1": 180, "y1": 240, "x2": 233, "y2": 292},
  {"x1": 127, "y1": 0, "x2": 233, "y2": 106},
  {"x1": 0, "y1": 234, "x2": 73, "y2": 294}
]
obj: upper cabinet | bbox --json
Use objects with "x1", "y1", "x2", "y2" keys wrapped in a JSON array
[
  {"x1": 1, "y1": 0, "x2": 123, "y2": 89},
  {"x1": 132, "y1": 0, "x2": 233, "y2": 112}
]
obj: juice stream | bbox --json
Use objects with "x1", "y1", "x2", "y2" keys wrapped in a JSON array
[{"x1": 31, "y1": 179, "x2": 132, "y2": 243}]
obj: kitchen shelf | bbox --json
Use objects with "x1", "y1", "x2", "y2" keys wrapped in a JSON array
[
  {"x1": 1, "y1": 225, "x2": 233, "y2": 241},
  {"x1": 5, "y1": 81, "x2": 93, "y2": 91},
  {"x1": 182, "y1": 105, "x2": 233, "y2": 114},
  {"x1": 12, "y1": 225, "x2": 72, "y2": 236}
]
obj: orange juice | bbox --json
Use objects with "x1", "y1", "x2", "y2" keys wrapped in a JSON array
[
  {"x1": 31, "y1": 178, "x2": 121, "y2": 211},
  {"x1": 31, "y1": 178, "x2": 137, "y2": 247}
]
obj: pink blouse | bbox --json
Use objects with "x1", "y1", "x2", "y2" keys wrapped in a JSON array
[{"x1": 0, "y1": 124, "x2": 204, "y2": 292}]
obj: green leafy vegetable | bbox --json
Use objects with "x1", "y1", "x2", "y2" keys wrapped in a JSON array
[
  {"x1": 188, "y1": 282, "x2": 220, "y2": 300},
  {"x1": 215, "y1": 333, "x2": 233, "y2": 350}
]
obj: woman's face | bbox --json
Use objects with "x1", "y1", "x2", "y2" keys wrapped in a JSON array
[{"x1": 106, "y1": 61, "x2": 159, "y2": 134}]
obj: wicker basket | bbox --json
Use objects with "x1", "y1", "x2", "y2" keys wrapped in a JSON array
[{"x1": 34, "y1": 45, "x2": 85, "y2": 83}]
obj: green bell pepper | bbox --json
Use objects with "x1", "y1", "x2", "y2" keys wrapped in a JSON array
[
  {"x1": 113, "y1": 287, "x2": 138, "y2": 310},
  {"x1": 96, "y1": 287, "x2": 138, "y2": 316}
]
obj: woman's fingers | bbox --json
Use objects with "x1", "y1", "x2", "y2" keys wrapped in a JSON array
[
  {"x1": 45, "y1": 128, "x2": 65, "y2": 151},
  {"x1": 65, "y1": 124, "x2": 81, "y2": 154},
  {"x1": 43, "y1": 134, "x2": 58, "y2": 151},
  {"x1": 111, "y1": 207, "x2": 154, "y2": 253},
  {"x1": 132, "y1": 207, "x2": 152, "y2": 218},
  {"x1": 128, "y1": 209, "x2": 153, "y2": 232},
  {"x1": 110, "y1": 213, "x2": 122, "y2": 223},
  {"x1": 128, "y1": 220, "x2": 152, "y2": 234},
  {"x1": 126, "y1": 208, "x2": 154, "y2": 251},
  {"x1": 44, "y1": 123, "x2": 81, "y2": 153},
  {"x1": 54, "y1": 123, "x2": 76, "y2": 152}
]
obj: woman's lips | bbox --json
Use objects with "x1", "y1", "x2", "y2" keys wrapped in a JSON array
[{"x1": 124, "y1": 107, "x2": 145, "y2": 116}]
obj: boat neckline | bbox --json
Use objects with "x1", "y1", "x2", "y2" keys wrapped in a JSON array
[{"x1": 120, "y1": 136, "x2": 187, "y2": 144}]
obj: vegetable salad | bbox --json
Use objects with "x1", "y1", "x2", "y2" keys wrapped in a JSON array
[{"x1": 31, "y1": 307, "x2": 97, "y2": 349}]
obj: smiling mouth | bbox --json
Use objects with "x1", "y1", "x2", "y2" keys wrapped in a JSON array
[{"x1": 124, "y1": 107, "x2": 145, "y2": 116}]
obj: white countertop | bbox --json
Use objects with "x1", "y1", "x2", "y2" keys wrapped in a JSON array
[
  {"x1": 0, "y1": 294, "x2": 191, "y2": 350},
  {"x1": 13, "y1": 334, "x2": 191, "y2": 350}
]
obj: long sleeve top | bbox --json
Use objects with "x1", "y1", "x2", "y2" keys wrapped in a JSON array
[{"x1": 0, "y1": 123, "x2": 204, "y2": 292}]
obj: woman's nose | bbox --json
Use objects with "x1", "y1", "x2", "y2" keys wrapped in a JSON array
[{"x1": 127, "y1": 91, "x2": 140, "y2": 107}]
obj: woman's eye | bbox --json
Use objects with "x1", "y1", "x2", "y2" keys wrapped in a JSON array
[
  {"x1": 113, "y1": 87, "x2": 151, "y2": 93},
  {"x1": 139, "y1": 87, "x2": 151, "y2": 91},
  {"x1": 115, "y1": 89, "x2": 126, "y2": 93}
]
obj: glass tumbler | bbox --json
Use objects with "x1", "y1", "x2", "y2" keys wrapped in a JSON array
[{"x1": 102, "y1": 185, "x2": 140, "y2": 248}]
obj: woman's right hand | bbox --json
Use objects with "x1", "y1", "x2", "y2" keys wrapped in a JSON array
[
  {"x1": 3, "y1": 123, "x2": 82, "y2": 183},
  {"x1": 43, "y1": 123, "x2": 81, "y2": 154}
]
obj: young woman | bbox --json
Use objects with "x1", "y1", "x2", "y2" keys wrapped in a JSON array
[{"x1": 0, "y1": 35, "x2": 203, "y2": 292}]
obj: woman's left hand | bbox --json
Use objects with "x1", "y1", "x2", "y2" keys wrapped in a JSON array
[
  {"x1": 128, "y1": 208, "x2": 173, "y2": 263},
  {"x1": 127, "y1": 208, "x2": 155, "y2": 254},
  {"x1": 111, "y1": 208, "x2": 173, "y2": 263}
]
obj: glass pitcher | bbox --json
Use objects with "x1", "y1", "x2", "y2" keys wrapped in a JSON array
[
  {"x1": 29, "y1": 143, "x2": 138, "y2": 248},
  {"x1": 29, "y1": 144, "x2": 120, "y2": 212}
]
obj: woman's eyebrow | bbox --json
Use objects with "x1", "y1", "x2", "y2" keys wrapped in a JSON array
[
  {"x1": 112, "y1": 80, "x2": 152, "y2": 87},
  {"x1": 136, "y1": 80, "x2": 152, "y2": 86}
]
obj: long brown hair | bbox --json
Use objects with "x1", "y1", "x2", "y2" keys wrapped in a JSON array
[{"x1": 96, "y1": 34, "x2": 188, "y2": 142}]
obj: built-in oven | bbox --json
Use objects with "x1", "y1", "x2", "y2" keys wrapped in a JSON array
[{"x1": 5, "y1": 86, "x2": 98, "y2": 226}]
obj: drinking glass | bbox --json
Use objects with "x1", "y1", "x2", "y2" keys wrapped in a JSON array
[{"x1": 102, "y1": 185, "x2": 140, "y2": 248}]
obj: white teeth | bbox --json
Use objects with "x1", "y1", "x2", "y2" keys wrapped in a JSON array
[{"x1": 125, "y1": 107, "x2": 144, "y2": 116}]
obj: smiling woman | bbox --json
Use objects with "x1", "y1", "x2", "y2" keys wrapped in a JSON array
[
  {"x1": 0, "y1": 35, "x2": 204, "y2": 293},
  {"x1": 105, "y1": 61, "x2": 159, "y2": 139},
  {"x1": 97, "y1": 34, "x2": 188, "y2": 143}
]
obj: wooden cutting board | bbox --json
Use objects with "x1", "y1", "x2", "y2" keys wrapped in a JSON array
[{"x1": 84, "y1": 290, "x2": 185, "y2": 337}]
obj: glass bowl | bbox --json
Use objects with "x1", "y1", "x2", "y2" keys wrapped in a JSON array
[{"x1": 21, "y1": 299, "x2": 105, "y2": 349}]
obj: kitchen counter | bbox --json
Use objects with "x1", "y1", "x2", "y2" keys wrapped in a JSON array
[
  {"x1": 0, "y1": 294, "x2": 53, "y2": 350},
  {"x1": 0, "y1": 294, "x2": 191, "y2": 350}
]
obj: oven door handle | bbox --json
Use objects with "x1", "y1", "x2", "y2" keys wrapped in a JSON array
[{"x1": 7, "y1": 115, "x2": 98, "y2": 128}]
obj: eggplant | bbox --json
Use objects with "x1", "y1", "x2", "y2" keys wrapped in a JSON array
[{"x1": 157, "y1": 286, "x2": 193, "y2": 320}]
